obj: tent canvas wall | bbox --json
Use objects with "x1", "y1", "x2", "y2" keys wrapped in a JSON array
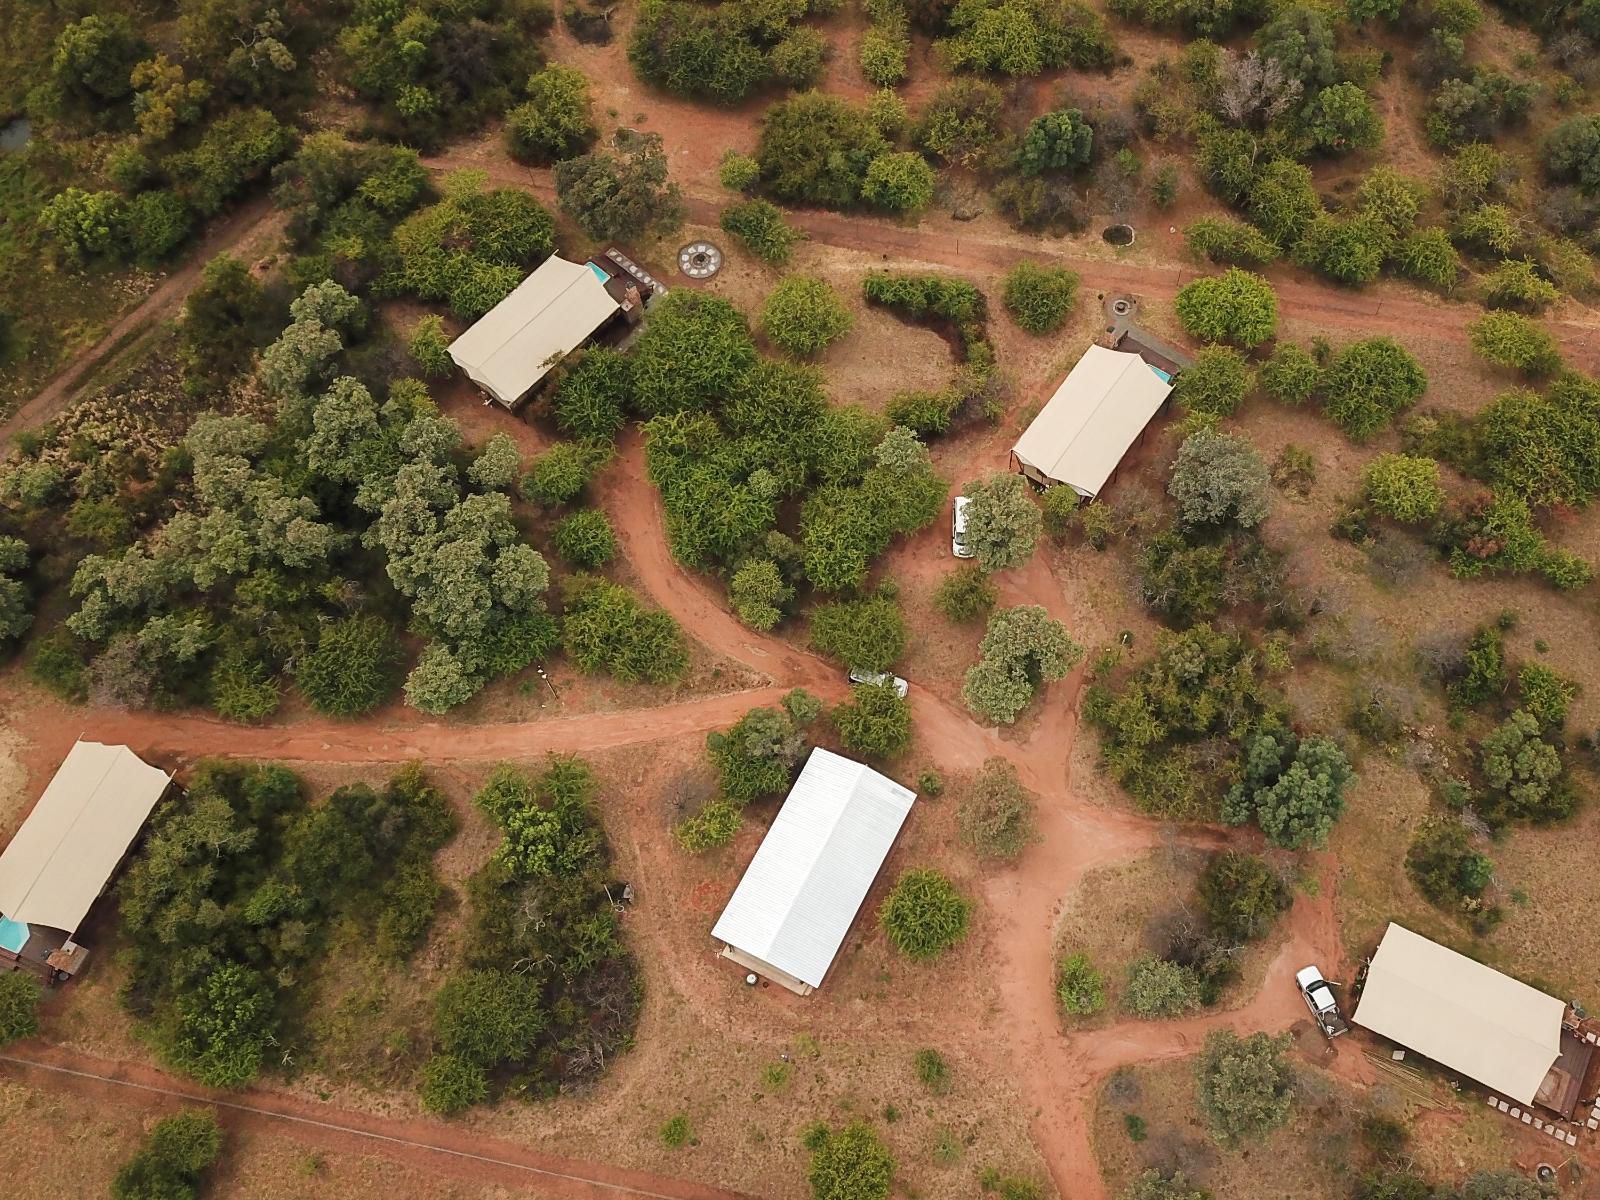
[
  {"x1": 712, "y1": 748, "x2": 916, "y2": 995},
  {"x1": 1011, "y1": 344, "x2": 1173, "y2": 498},
  {"x1": 447, "y1": 255, "x2": 622, "y2": 407},
  {"x1": 0, "y1": 740, "x2": 171, "y2": 937},
  {"x1": 1352, "y1": 922, "x2": 1566, "y2": 1105}
]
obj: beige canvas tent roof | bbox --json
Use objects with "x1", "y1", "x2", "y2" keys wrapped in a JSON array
[
  {"x1": 712, "y1": 748, "x2": 916, "y2": 994},
  {"x1": 0, "y1": 740, "x2": 170, "y2": 934},
  {"x1": 1011, "y1": 344, "x2": 1173, "y2": 498},
  {"x1": 447, "y1": 255, "x2": 621, "y2": 407},
  {"x1": 1352, "y1": 922, "x2": 1565, "y2": 1104}
]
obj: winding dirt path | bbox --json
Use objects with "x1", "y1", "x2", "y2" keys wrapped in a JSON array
[
  {"x1": 0, "y1": 1046, "x2": 750, "y2": 1200},
  {"x1": 0, "y1": 200, "x2": 288, "y2": 446}
]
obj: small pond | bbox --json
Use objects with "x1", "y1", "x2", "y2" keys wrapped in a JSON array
[
  {"x1": 1101, "y1": 224, "x2": 1135, "y2": 246},
  {"x1": 0, "y1": 116, "x2": 31, "y2": 153}
]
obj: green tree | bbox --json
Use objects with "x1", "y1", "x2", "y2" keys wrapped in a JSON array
[
  {"x1": 1363, "y1": 454, "x2": 1444, "y2": 522},
  {"x1": 808, "y1": 1121, "x2": 895, "y2": 1200},
  {"x1": 554, "y1": 130, "x2": 685, "y2": 241},
  {"x1": 880, "y1": 869, "x2": 972, "y2": 960},
  {"x1": 1222, "y1": 730, "x2": 1354, "y2": 849},
  {"x1": 963, "y1": 605, "x2": 1084, "y2": 724},
  {"x1": 552, "y1": 348, "x2": 633, "y2": 441},
  {"x1": 1184, "y1": 217, "x2": 1279, "y2": 267},
  {"x1": 957, "y1": 756, "x2": 1038, "y2": 859},
  {"x1": 762, "y1": 275, "x2": 855, "y2": 357},
  {"x1": 521, "y1": 441, "x2": 614, "y2": 506},
  {"x1": 1320, "y1": 337, "x2": 1426, "y2": 439},
  {"x1": 1482, "y1": 259, "x2": 1559, "y2": 313},
  {"x1": 961, "y1": 472, "x2": 1042, "y2": 572},
  {"x1": 1405, "y1": 816, "x2": 1493, "y2": 914},
  {"x1": 1194, "y1": 1030, "x2": 1294, "y2": 1144},
  {"x1": 832, "y1": 680, "x2": 913, "y2": 757},
  {"x1": 506, "y1": 64, "x2": 597, "y2": 164},
  {"x1": 810, "y1": 591, "x2": 905, "y2": 672},
  {"x1": 561, "y1": 576, "x2": 689, "y2": 685},
  {"x1": 433, "y1": 969, "x2": 547, "y2": 1065},
  {"x1": 1393, "y1": 228, "x2": 1461, "y2": 291},
  {"x1": 631, "y1": 291, "x2": 757, "y2": 418},
  {"x1": 859, "y1": 25, "x2": 910, "y2": 86},
  {"x1": 1168, "y1": 428, "x2": 1270, "y2": 529},
  {"x1": 1302, "y1": 82, "x2": 1383, "y2": 153},
  {"x1": 1002, "y1": 262, "x2": 1079, "y2": 334},
  {"x1": 758, "y1": 91, "x2": 888, "y2": 208},
  {"x1": 419, "y1": 1053, "x2": 489, "y2": 1114},
  {"x1": 1291, "y1": 213, "x2": 1392, "y2": 286},
  {"x1": 731, "y1": 559, "x2": 794, "y2": 630},
  {"x1": 409, "y1": 315, "x2": 453, "y2": 377},
  {"x1": 1477, "y1": 707, "x2": 1573, "y2": 824},
  {"x1": 1247, "y1": 159, "x2": 1320, "y2": 246},
  {"x1": 52, "y1": 14, "x2": 143, "y2": 103},
  {"x1": 707, "y1": 700, "x2": 811, "y2": 803},
  {"x1": 1173, "y1": 346, "x2": 1254, "y2": 422},
  {"x1": 862, "y1": 151, "x2": 938, "y2": 212},
  {"x1": 1123, "y1": 956, "x2": 1203, "y2": 1017},
  {"x1": 1017, "y1": 109, "x2": 1094, "y2": 175},
  {"x1": 1258, "y1": 343, "x2": 1322, "y2": 406},
  {"x1": 1173, "y1": 269, "x2": 1278, "y2": 347},
  {"x1": 1543, "y1": 114, "x2": 1600, "y2": 193},
  {"x1": 0, "y1": 537, "x2": 33, "y2": 650},
  {"x1": 111, "y1": 1109, "x2": 223, "y2": 1200},
  {"x1": 1055, "y1": 952, "x2": 1105, "y2": 1016},
  {"x1": 40, "y1": 188, "x2": 128, "y2": 263}
]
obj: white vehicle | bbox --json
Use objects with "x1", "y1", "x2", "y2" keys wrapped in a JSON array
[
  {"x1": 1296, "y1": 965, "x2": 1348, "y2": 1038},
  {"x1": 952, "y1": 496, "x2": 974, "y2": 559},
  {"x1": 848, "y1": 668, "x2": 909, "y2": 699}
]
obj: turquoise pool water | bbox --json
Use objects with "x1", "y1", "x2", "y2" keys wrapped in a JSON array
[
  {"x1": 0, "y1": 915, "x2": 27, "y2": 954},
  {"x1": 1148, "y1": 365, "x2": 1172, "y2": 383},
  {"x1": 588, "y1": 261, "x2": 610, "y2": 283}
]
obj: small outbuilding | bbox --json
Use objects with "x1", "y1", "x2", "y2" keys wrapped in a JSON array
[
  {"x1": 1010, "y1": 344, "x2": 1175, "y2": 499},
  {"x1": 1353, "y1": 922, "x2": 1592, "y2": 1117},
  {"x1": 712, "y1": 748, "x2": 916, "y2": 996},
  {"x1": 0, "y1": 740, "x2": 172, "y2": 979},
  {"x1": 448, "y1": 253, "x2": 644, "y2": 408}
]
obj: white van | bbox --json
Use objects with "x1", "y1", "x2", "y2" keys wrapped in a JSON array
[{"x1": 952, "y1": 496, "x2": 974, "y2": 558}]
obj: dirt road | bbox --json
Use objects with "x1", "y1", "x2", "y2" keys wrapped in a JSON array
[
  {"x1": 421, "y1": 153, "x2": 1600, "y2": 375},
  {"x1": 0, "y1": 1046, "x2": 751, "y2": 1200},
  {"x1": 0, "y1": 201, "x2": 288, "y2": 447}
]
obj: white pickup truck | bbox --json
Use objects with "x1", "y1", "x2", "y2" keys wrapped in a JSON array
[{"x1": 1296, "y1": 965, "x2": 1348, "y2": 1038}]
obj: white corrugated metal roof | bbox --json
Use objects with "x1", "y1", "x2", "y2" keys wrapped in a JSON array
[
  {"x1": 1352, "y1": 922, "x2": 1564, "y2": 1103},
  {"x1": 1012, "y1": 345, "x2": 1173, "y2": 497},
  {"x1": 712, "y1": 747, "x2": 916, "y2": 990},
  {"x1": 0, "y1": 740, "x2": 171, "y2": 934},
  {"x1": 447, "y1": 255, "x2": 621, "y2": 407}
]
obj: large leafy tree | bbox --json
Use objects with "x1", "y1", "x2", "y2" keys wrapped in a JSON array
[
  {"x1": 1194, "y1": 1030, "x2": 1295, "y2": 1144},
  {"x1": 1168, "y1": 428, "x2": 1271, "y2": 529},
  {"x1": 807, "y1": 1121, "x2": 895, "y2": 1200},
  {"x1": 961, "y1": 471, "x2": 1043, "y2": 572},
  {"x1": 554, "y1": 129, "x2": 685, "y2": 241},
  {"x1": 963, "y1": 604, "x2": 1083, "y2": 724},
  {"x1": 1222, "y1": 728, "x2": 1354, "y2": 848},
  {"x1": 1173, "y1": 269, "x2": 1278, "y2": 347}
]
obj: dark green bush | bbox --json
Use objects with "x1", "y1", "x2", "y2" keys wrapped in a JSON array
[
  {"x1": 880, "y1": 869, "x2": 972, "y2": 959},
  {"x1": 1002, "y1": 262, "x2": 1078, "y2": 334}
]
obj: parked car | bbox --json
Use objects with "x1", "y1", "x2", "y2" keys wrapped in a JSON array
[
  {"x1": 952, "y1": 495, "x2": 974, "y2": 558},
  {"x1": 1296, "y1": 965, "x2": 1348, "y2": 1038},
  {"x1": 847, "y1": 668, "x2": 909, "y2": 699}
]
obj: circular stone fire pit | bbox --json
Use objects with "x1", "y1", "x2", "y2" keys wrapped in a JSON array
[{"x1": 678, "y1": 240, "x2": 724, "y2": 279}]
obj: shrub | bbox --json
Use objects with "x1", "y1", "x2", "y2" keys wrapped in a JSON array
[
  {"x1": 52, "y1": 14, "x2": 143, "y2": 104},
  {"x1": 720, "y1": 151, "x2": 761, "y2": 192},
  {"x1": 917, "y1": 79, "x2": 1008, "y2": 167},
  {"x1": 963, "y1": 605, "x2": 1084, "y2": 724},
  {"x1": 0, "y1": 972, "x2": 42, "y2": 1045},
  {"x1": 880, "y1": 869, "x2": 972, "y2": 960},
  {"x1": 957, "y1": 757, "x2": 1038, "y2": 859},
  {"x1": 627, "y1": 0, "x2": 771, "y2": 104},
  {"x1": 1125, "y1": 1171, "x2": 1208, "y2": 1200},
  {"x1": 810, "y1": 591, "x2": 905, "y2": 672},
  {"x1": 914, "y1": 1048, "x2": 951, "y2": 1092},
  {"x1": 1478, "y1": 708, "x2": 1574, "y2": 824},
  {"x1": 1406, "y1": 816, "x2": 1494, "y2": 917},
  {"x1": 505, "y1": 65, "x2": 597, "y2": 164},
  {"x1": 552, "y1": 509, "x2": 618, "y2": 569},
  {"x1": 1194, "y1": 1030, "x2": 1294, "y2": 1144},
  {"x1": 631, "y1": 291, "x2": 757, "y2": 418},
  {"x1": 1173, "y1": 346, "x2": 1253, "y2": 423},
  {"x1": 935, "y1": 563, "x2": 997, "y2": 622},
  {"x1": 1393, "y1": 228, "x2": 1462, "y2": 291},
  {"x1": 1302, "y1": 82, "x2": 1383, "y2": 154},
  {"x1": 1173, "y1": 269, "x2": 1278, "y2": 347},
  {"x1": 1017, "y1": 109, "x2": 1095, "y2": 175},
  {"x1": 1291, "y1": 214, "x2": 1391, "y2": 286},
  {"x1": 1184, "y1": 217, "x2": 1278, "y2": 267},
  {"x1": 808, "y1": 1121, "x2": 895, "y2": 1200},
  {"x1": 1197, "y1": 851, "x2": 1289, "y2": 942},
  {"x1": 675, "y1": 798, "x2": 743, "y2": 851},
  {"x1": 832, "y1": 680, "x2": 913, "y2": 758},
  {"x1": 554, "y1": 130, "x2": 685, "y2": 242},
  {"x1": 862, "y1": 152, "x2": 938, "y2": 212},
  {"x1": 1259, "y1": 343, "x2": 1321, "y2": 406},
  {"x1": 886, "y1": 389, "x2": 961, "y2": 436},
  {"x1": 1363, "y1": 454, "x2": 1445, "y2": 523},
  {"x1": 772, "y1": 28, "x2": 828, "y2": 86},
  {"x1": 111, "y1": 1109, "x2": 224, "y2": 1200},
  {"x1": 409, "y1": 315, "x2": 453, "y2": 377},
  {"x1": 1123, "y1": 957, "x2": 1203, "y2": 1017},
  {"x1": 1543, "y1": 113, "x2": 1600, "y2": 192},
  {"x1": 661, "y1": 1113, "x2": 694, "y2": 1148},
  {"x1": 860, "y1": 25, "x2": 910, "y2": 86},
  {"x1": 561, "y1": 575, "x2": 689, "y2": 684},
  {"x1": 1468, "y1": 311, "x2": 1561, "y2": 375},
  {"x1": 1468, "y1": 379, "x2": 1600, "y2": 509},
  {"x1": 551, "y1": 348, "x2": 633, "y2": 441},
  {"x1": 1358, "y1": 168, "x2": 1424, "y2": 236},
  {"x1": 1168, "y1": 427, "x2": 1271, "y2": 529},
  {"x1": 1321, "y1": 338, "x2": 1427, "y2": 440},
  {"x1": 1055, "y1": 952, "x2": 1106, "y2": 1016},
  {"x1": 295, "y1": 615, "x2": 403, "y2": 717},
  {"x1": 758, "y1": 92, "x2": 888, "y2": 208},
  {"x1": 40, "y1": 188, "x2": 128, "y2": 263},
  {"x1": 762, "y1": 275, "x2": 855, "y2": 357},
  {"x1": 1002, "y1": 262, "x2": 1079, "y2": 334},
  {"x1": 1482, "y1": 259, "x2": 1559, "y2": 313},
  {"x1": 960, "y1": 472, "x2": 1043, "y2": 572},
  {"x1": 731, "y1": 559, "x2": 794, "y2": 630},
  {"x1": 936, "y1": 0, "x2": 1114, "y2": 75},
  {"x1": 865, "y1": 88, "x2": 910, "y2": 138},
  {"x1": 419, "y1": 1053, "x2": 489, "y2": 1114},
  {"x1": 1247, "y1": 159, "x2": 1320, "y2": 246},
  {"x1": 521, "y1": 441, "x2": 614, "y2": 506}
]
